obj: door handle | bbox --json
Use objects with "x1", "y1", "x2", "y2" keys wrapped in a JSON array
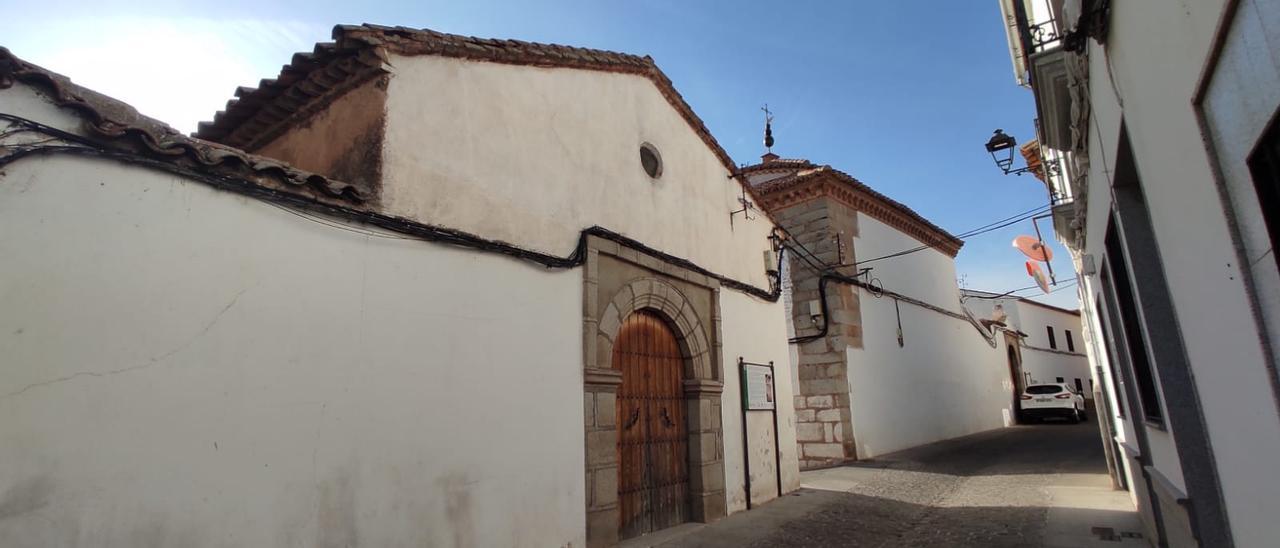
[{"x1": 659, "y1": 407, "x2": 675, "y2": 427}]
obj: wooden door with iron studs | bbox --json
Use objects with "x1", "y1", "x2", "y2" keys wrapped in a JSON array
[{"x1": 614, "y1": 310, "x2": 689, "y2": 540}]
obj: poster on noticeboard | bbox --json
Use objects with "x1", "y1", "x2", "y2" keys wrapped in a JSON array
[{"x1": 742, "y1": 362, "x2": 775, "y2": 411}]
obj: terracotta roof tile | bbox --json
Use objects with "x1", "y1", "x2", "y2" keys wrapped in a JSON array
[
  {"x1": 738, "y1": 158, "x2": 817, "y2": 174},
  {"x1": 0, "y1": 48, "x2": 364, "y2": 204},
  {"x1": 754, "y1": 165, "x2": 964, "y2": 255}
]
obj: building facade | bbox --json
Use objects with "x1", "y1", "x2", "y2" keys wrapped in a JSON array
[
  {"x1": 744, "y1": 156, "x2": 1026, "y2": 467},
  {"x1": 995, "y1": 1, "x2": 1280, "y2": 546},
  {"x1": 962, "y1": 290, "x2": 1091, "y2": 397},
  {"x1": 0, "y1": 26, "x2": 800, "y2": 547}
]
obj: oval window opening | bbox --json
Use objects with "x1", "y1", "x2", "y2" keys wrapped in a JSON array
[{"x1": 640, "y1": 143, "x2": 662, "y2": 179}]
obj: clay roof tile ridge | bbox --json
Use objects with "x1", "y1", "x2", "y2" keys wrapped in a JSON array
[{"x1": 0, "y1": 49, "x2": 365, "y2": 205}]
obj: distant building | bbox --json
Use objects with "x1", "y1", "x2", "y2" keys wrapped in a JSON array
[
  {"x1": 744, "y1": 155, "x2": 1025, "y2": 467},
  {"x1": 994, "y1": 1, "x2": 1280, "y2": 546},
  {"x1": 0, "y1": 26, "x2": 799, "y2": 547},
  {"x1": 962, "y1": 290, "x2": 1090, "y2": 397}
]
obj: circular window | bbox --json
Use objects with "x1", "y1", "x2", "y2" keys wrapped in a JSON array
[{"x1": 639, "y1": 143, "x2": 662, "y2": 179}]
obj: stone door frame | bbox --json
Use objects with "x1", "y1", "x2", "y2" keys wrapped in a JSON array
[{"x1": 582, "y1": 236, "x2": 727, "y2": 547}]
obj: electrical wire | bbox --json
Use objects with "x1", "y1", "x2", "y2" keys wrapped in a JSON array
[
  {"x1": 851, "y1": 203, "x2": 1053, "y2": 266},
  {"x1": 265, "y1": 202, "x2": 418, "y2": 241},
  {"x1": 779, "y1": 202, "x2": 1070, "y2": 344},
  {"x1": 0, "y1": 114, "x2": 784, "y2": 302},
  {"x1": 772, "y1": 223, "x2": 831, "y2": 275},
  {"x1": 781, "y1": 201, "x2": 1054, "y2": 277},
  {"x1": 966, "y1": 277, "x2": 1079, "y2": 300}
]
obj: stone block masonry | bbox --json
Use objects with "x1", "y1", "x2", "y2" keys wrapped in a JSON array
[{"x1": 775, "y1": 197, "x2": 862, "y2": 469}]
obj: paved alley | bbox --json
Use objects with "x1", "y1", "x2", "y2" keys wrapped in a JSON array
[{"x1": 635, "y1": 418, "x2": 1146, "y2": 548}]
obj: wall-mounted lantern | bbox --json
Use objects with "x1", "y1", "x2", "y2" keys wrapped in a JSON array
[{"x1": 985, "y1": 129, "x2": 1029, "y2": 176}]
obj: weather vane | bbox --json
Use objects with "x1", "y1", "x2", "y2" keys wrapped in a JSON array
[{"x1": 762, "y1": 104, "x2": 775, "y2": 153}]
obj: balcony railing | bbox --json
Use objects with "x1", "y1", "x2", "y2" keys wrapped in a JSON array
[{"x1": 1027, "y1": 16, "x2": 1065, "y2": 54}]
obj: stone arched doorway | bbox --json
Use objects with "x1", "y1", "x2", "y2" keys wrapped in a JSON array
[
  {"x1": 1006, "y1": 337, "x2": 1025, "y2": 422},
  {"x1": 614, "y1": 309, "x2": 690, "y2": 539},
  {"x1": 582, "y1": 263, "x2": 726, "y2": 547}
]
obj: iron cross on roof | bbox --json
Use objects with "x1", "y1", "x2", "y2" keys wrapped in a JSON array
[{"x1": 762, "y1": 104, "x2": 774, "y2": 152}]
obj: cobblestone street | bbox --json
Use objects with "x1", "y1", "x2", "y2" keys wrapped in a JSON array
[{"x1": 630, "y1": 417, "x2": 1146, "y2": 548}]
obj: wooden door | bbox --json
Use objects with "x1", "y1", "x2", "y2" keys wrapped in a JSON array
[{"x1": 615, "y1": 310, "x2": 689, "y2": 540}]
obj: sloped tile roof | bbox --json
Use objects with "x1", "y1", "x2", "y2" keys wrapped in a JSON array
[
  {"x1": 752, "y1": 165, "x2": 964, "y2": 256},
  {"x1": 737, "y1": 158, "x2": 817, "y2": 174},
  {"x1": 0, "y1": 48, "x2": 364, "y2": 203},
  {"x1": 194, "y1": 24, "x2": 769, "y2": 213},
  {"x1": 193, "y1": 38, "x2": 388, "y2": 150}
]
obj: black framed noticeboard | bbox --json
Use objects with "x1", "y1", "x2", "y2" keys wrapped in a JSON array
[{"x1": 738, "y1": 357, "x2": 782, "y2": 509}]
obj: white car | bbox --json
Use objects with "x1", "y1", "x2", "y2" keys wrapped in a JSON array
[{"x1": 1018, "y1": 383, "x2": 1087, "y2": 423}]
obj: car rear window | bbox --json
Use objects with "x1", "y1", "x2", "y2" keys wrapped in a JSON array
[{"x1": 1027, "y1": 385, "x2": 1064, "y2": 395}]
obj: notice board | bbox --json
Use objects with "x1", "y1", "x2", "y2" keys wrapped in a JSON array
[{"x1": 741, "y1": 362, "x2": 776, "y2": 411}]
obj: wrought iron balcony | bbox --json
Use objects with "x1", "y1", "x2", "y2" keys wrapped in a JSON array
[{"x1": 1027, "y1": 15, "x2": 1065, "y2": 54}]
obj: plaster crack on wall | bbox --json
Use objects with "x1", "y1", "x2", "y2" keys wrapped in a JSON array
[{"x1": 3, "y1": 287, "x2": 249, "y2": 400}]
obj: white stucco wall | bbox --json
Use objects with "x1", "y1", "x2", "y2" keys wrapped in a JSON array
[
  {"x1": 853, "y1": 219, "x2": 967, "y2": 315},
  {"x1": 961, "y1": 293, "x2": 1090, "y2": 394},
  {"x1": 719, "y1": 290, "x2": 800, "y2": 513},
  {"x1": 1200, "y1": 0, "x2": 1280, "y2": 401},
  {"x1": 4, "y1": 51, "x2": 796, "y2": 541},
  {"x1": 1019, "y1": 347, "x2": 1089, "y2": 387},
  {"x1": 1014, "y1": 301, "x2": 1090, "y2": 392},
  {"x1": 380, "y1": 54, "x2": 775, "y2": 290},
  {"x1": 845, "y1": 215, "x2": 1013, "y2": 458},
  {"x1": 376, "y1": 56, "x2": 798, "y2": 520},
  {"x1": 1016, "y1": 301, "x2": 1081, "y2": 351},
  {"x1": 0, "y1": 157, "x2": 586, "y2": 547},
  {"x1": 1076, "y1": 1, "x2": 1280, "y2": 544}
]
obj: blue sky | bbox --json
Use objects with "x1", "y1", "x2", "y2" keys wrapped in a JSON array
[{"x1": 2, "y1": 0, "x2": 1078, "y2": 308}]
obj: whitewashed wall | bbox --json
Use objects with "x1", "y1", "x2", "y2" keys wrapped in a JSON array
[
  {"x1": 2, "y1": 51, "x2": 796, "y2": 543},
  {"x1": 845, "y1": 215, "x2": 1013, "y2": 458},
  {"x1": 1076, "y1": 1, "x2": 1280, "y2": 545},
  {"x1": 961, "y1": 293, "x2": 1090, "y2": 394},
  {"x1": 0, "y1": 157, "x2": 586, "y2": 548},
  {"x1": 719, "y1": 291, "x2": 801, "y2": 513},
  {"x1": 1200, "y1": 0, "x2": 1280, "y2": 405},
  {"x1": 378, "y1": 55, "x2": 797, "y2": 515},
  {"x1": 1019, "y1": 348, "x2": 1089, "y2": 387},
  {"x1": 1016, "y1": 302, "x2": 1081, "y2": 351},
  {"x1": 1013, "y1": 302, "x2": 1090, "y2": 393},
  {"x1": 381, "y1": 55, "x2": 775, "y2": 290}
]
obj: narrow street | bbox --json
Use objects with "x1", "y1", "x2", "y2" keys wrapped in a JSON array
[{"x1": 638, "y1": 417, "x2": 1145, "y2": 548}]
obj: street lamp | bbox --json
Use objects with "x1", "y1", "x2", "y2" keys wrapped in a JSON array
[{"x1": 985, "y1": 129, "x2": 1022, "y2": 175}]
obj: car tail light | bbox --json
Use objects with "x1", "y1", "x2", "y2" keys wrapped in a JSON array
[
  {"x1": 1055, "y1": 394, "x2": 1072, "y2": 399},
  {"x1": 1019, "y1": 395, "x2": 1032, "y2": 400}
]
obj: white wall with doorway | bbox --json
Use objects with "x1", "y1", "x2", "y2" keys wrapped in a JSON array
[{"x1": 1071, "y1": 1, "x2": 1280, "y2": 544}]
